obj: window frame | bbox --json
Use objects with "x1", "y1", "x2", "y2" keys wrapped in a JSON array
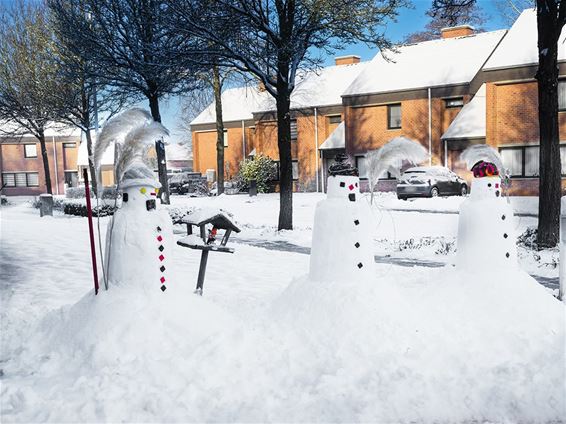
[
  {"x1": 26, "y1": 172, "x2": 39, "y2": 187},
  {"x1": 62, "y1": 142, "x2": 77, "y2": 149},
  {"x1": 444, "y1": 97, "x2": 464, "y2": 108},
  {"x1": 500, "y1": 145, "x2": 542, "y2": 178},
  {"x1": 290, "y1": 119, "x2": 298, "y2": 141},
  {"x1": 387, "y1": 103, "x2": 402, "y2": 130},
  {"x1": 272, "y1": 160, "x2": 299, "y2": 181},
  {"x1": 2, "y1": 173, "x2": 15, "y2": 187},
  {"x1": 559, "y1": 80, "x2": 566, "y2": 112},
  {"x1": 327, "y1": 115, "x2": 341, "y2": 125},
  {"x1": 24, "y1": 144, "x2": 37, "y2": 158},
  {"x1": 223, "y1": 130, "x2": 228, "y2": 147}
]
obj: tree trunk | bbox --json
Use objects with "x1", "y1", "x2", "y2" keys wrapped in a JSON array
[
  {"x1": 148, "y1": 93, "x2": 170, "y2": 205},
  {"x1": 535, "y1": 0, "x2": 561, "y2": 248},
  {"x1": 37, "y1": 128, "x2": 53, "y2": 194},
  {"x1": 85, "y1": 128, "x2": 98, "y2": 197},
  {"x1": 213, "y1": 65, "x2": 225, "y2": 195},
  {"x1": 276, "y1": 80, "x2": 293, "y2": 230}
]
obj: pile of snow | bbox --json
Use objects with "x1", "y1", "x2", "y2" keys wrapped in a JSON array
[{"x1": 3, "y1": 263, "x2": 563, "y2": 422}]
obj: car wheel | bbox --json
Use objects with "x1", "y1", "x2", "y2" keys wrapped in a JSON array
[
  {"x1": 460, "y1": 184, "x2": 468, "y2": 196},
  {"x1": 430, "y1": 187, "x2": 439, "y2": 198},
  {"x1": 397, "y1": 195, "x2": 407, "y2": 201}
]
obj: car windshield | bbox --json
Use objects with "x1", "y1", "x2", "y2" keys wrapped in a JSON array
[{"x1": 404, "y1": 171, "x2": 426, "y2": 174}]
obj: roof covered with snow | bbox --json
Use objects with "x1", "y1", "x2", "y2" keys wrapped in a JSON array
[
  {"x1": 256, "y1": 62, "x2": 368, "y2": 112},
  {"x1": 78, "y1": 135, "x2": 115, "y2": 166},
  {"x1": 165, "y1": 143, "x2": 191, "y2": 161},
  {"x1": 319, "y1": 122, "x2": 345, "y2": 150},
  {"x1": 484, "y1": 9, "x2": 566, "y2": 70},
  {"x1": 191, "y1": 86, "x2": 271, "y2": 126},
  {"x1": 343, "y1": 30, "x2": 507, "y2": 97},
  {"x1": 441, "y1": 84, "x2": 486, "y2": 140},
  {"x1": 191, "y1": 62, "x2": 367, "y2": 126},
  {"x1": 0, "y1": 121, "x2": 81, "y2": 139}
]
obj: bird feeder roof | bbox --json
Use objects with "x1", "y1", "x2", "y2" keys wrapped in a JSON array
[{"x1": 182, "y1": 208, "x2": 241, "y2": 232}]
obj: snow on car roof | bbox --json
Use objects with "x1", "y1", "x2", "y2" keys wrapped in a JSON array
[
  {"x1": 343, "y1": 30, "x2": 506, "y2": 97},
  {"x1": 484, "y1": 8, "x2": 566, "y2": 70},
  {"x1": 403, "y1": 166, "x2": 450, "y2": 173}
]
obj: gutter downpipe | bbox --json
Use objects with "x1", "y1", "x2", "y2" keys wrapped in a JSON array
[
  {"x1": 314, "y1": 107, "x2": 319, "y2": 192},
  {"x1": 52, "y1": 136, "x2": 60, "y2": 195},
  {"x1": 444, "y1": 139, "x2": 448, "y2": 167},
  {"x1": 241, "y1": 120, "x2": 246, "y2": 160},
  {"x1": 428, "y1": 88, "x2": 432, "y2": 166}
]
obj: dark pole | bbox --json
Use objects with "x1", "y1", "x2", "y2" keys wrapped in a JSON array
[
  {"x1": 195, "y1": 250, "x2": 209, "y2": 295},
  {"x1": 83, "y1": 168, "x2": 99, "y2": 295}
]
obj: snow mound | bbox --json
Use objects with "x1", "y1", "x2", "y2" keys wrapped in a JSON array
[{"x1": 3, "y1": 266, "x2": 564, "y2": 422}]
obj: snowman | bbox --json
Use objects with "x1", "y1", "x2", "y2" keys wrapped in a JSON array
[
  {"x1": 456, "y1": 153, "x2": 517, "y2": 272},
  {"x1": 309, "y1": 154, "x2": 375, "y2": 282},
  {"x1": 94, "y1": 108, "x2": 174, "y2": 293}
]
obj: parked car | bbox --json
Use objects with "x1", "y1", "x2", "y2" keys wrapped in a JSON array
[
  {"x1": 396, "y1": 166, "x2": 467, "y2": 200},
  {"x1": 168, "y1": 172, "x2": 206, "y2": 195}
]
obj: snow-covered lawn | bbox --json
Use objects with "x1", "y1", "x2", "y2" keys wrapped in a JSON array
[{"x1": 1, "y1": 195, "x2": 564, "y2": 422}]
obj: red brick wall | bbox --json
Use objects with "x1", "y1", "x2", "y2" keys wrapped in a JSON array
[
  {"x1": 346, "y1": 96, "x2": 468, "y2": 166},
  {"x1": 0, "y1": 138, "x2": 79, "y2": 196},
  {"x1": 486, "y1": 81, "x2": 566, "y2": 195}
]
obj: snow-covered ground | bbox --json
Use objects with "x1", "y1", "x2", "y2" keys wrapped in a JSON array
[{"x1": 1, "y1": 194, "x2": 564, "y2": 422}]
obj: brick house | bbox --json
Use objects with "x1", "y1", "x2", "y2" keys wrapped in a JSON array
[
  {"x1": 0, "y1": 127, "x2": 81, "y2": 196},
  {"x1": 443, "y1": 9, "x2": 566, "y2": 195},
  {"x1": 190, "y1": 9, "x2": 565, "y2": 196},
  {"x1": 191, "y1": 56, "x2": 367, "y2": 191}
]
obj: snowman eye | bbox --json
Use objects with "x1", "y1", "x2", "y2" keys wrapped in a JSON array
[{"x1": 487, "y1": 183, "x2": 492, "y2": 187}]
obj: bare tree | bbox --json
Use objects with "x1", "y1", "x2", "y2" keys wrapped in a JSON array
[
  {"x1": 50, "y1": 21, "x2": 128, "y2": 195},
  {"x1": 171, "y1": 0, "x2": 406, "y2": 230},
  {"x1": 495, "y1": 0, "x2": 534, "y2": 26},
  {"x1": 0, "y1": 1, "x2": 62, "y2": 195},
  {"x1": 405, "y1": 0, "x2": 486, "y2": 43},
  {"x1": 49, "y1": 0, "x2": 203, "y2": 204}
]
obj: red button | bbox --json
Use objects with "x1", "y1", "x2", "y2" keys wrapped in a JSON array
[
  {"x1": 157, "y1": 235, "x2": 163, "y2": 242},
  {"x1": 160, "y1": 276, "x2": 165, "y2": 283},
  {"x1": 349, "y1": 184, "x2": 354, "y2": 191},
  {"x1": 159, "y1": 254, "x2": 165, "y2": 261}
]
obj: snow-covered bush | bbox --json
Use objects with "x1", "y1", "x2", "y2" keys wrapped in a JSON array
[
  {"x1": 238, "y1": 154, "x2": 277, "y2": 193},
  {"x1": 31, "y1": 196, "x2": 65, "y2": 211},
  {"x1": 63, "y1": 200, "x2": 116, "y2": 217},
  {"x1": 65, "y1": 186, "x2": 120, "y2": 200}
]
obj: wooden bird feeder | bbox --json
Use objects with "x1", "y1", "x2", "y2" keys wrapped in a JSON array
[{"x1": 177, "y1": 210, "x2": 241, "y2": 295}]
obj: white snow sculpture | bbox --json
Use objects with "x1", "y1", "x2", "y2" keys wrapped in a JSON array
[
  {"x1": 456, "y1": 146, "x2": 517, "y2": 272},
  {"x1": 309, "y1": 154, "x2": 375, "y2": 282},
  {"x1": 95, "y1": 108, "x2": 174, "y2": 292}
]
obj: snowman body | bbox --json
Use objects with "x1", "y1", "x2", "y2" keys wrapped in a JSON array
[
  {"x1": 104, "y1": 178, "x2": 174, "y2": 293},
  {"x1": 456, "y1": 176, "x2": 517, "y2": 272},
  {"x1": 309, "y1": 175, "x2": 375, "y2": 282}
]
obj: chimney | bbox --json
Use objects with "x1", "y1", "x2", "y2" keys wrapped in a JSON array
[
  {"x1": 440, "y1": 25, "x2": 475, "y2": 39},
  {"x1": 334, "y1": 55, "x2": 361, "y2": 66}
]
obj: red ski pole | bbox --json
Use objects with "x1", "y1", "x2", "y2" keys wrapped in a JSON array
[{"x1": 83, "y1": 168, "x2": 99, "y2": 295}]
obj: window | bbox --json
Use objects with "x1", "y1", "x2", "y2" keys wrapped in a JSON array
[
  {"x1": 559, "y1": 80, "x2": 566, "y2": 111},
  {"x1": 500, "y1": 146, "x2": 540, "y2": 177},
  {"x1": 273, "y1": 160, "x2": 299, "y2": 180},
  {"x1": 24, "y1": 144, "x2": 37, "y2": 158},
  {"x1": 223, "y1": 130, "x2": 228, "y2": 147},
  {"x1": 561, "y1": 145, "x2": 566, "y2": 176},
  {"x1": 292, "y1": 161, "x2": 299, "y2": 180},
  {"x1": 356, "y1": 156, "x2": 368, "y2": 179},
  {"x1": 387, "y1": 104, "x2": 401, "y2": 129},
  {"x1": 15, "y1": 173, "x2": 27, "y2": 186},
  {"x1": 445, "y1": 97, "x2": 464, "y2": 108},
  {"x1": 2, "y1": 173, "x2": 15, "y2": 187},
  {"x1": 2, "y1": 172, "x2": 39, "y2": 187},
  {"x1": 64, "y1": 171, "x2": 78, "y2": 187},
  {"x1": 290, "y1": 120, "x2": 298, "y2": 141},
  {"x1": 328, "y1": 115, "x2": 341, "y2": 124},
  {"x1": 26, "y1": 172, "x2": 39, "y2": 186}
]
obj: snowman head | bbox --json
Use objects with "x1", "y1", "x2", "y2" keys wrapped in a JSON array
[{"x1": 120, "y1": 163, "x2": 161, "y2": 211}]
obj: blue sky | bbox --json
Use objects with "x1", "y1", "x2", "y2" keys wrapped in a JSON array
[{"x1": 157, "y1": 0, "x2": 513, "y2": 144}]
